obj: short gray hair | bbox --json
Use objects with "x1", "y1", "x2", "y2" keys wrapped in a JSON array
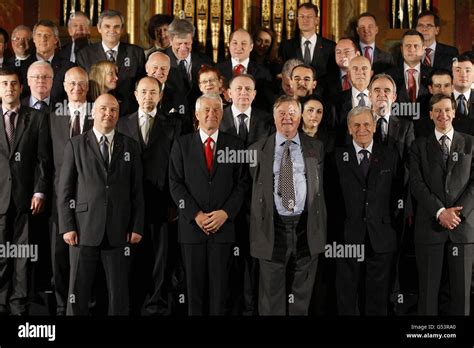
[
  {"x1": 195, "y1": 93, "x2": 223, "y2": 111},
  {"x1": 27, "y1": 60, "x2": 54, "y2": 77},
  {"x1": 67, "y1": 11, "x2": 91, "y2": 27},
  {"x1": 282, "y1": 58, "x2": 304, "y2": 78},
  {"x1": 98, "y1": 9, "x2": 124, "y2": 28},
  {"x1": 33, "y1": 20, "x2": 59, "y2": 38},
  {"x1": 12, "y1": 25, "x2": 32, "y2": 39},
  {"x1": 168, "y1": 19, "x2": 195, "y2": 39},
  {"x1": 272, "y1": 95, "x2": 302, "y2": 115},
  {"x1": 369, "y1": 73, "x2": 397, "y2": 94},
  {"x1": 347, "y1": 106, "x2": 375, "y2": 125}
]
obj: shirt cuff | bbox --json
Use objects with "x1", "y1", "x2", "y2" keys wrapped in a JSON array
[
  {"x1": 436, "y1": 207, "x2": 446, "y2": 220},
  {"x1": 33, "y1": 192, "x2": 45, "y2": 200}
]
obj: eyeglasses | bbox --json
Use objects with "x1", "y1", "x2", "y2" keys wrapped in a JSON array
[
  {"x1": 65, "y1": 81, "x2": 88, "y2": 88},
  {"x1": 416, "y1": 24, "x2": 436, "y2": 29},
  {"x1": 29, "y1": 75, "x2": 53, "y2": 81},
  {"x1": 12, "y1": 36, "x2": 29, "y2": 42},
  {"x1": 199, "y1": 78, "x2": 218, "y2": 85}
]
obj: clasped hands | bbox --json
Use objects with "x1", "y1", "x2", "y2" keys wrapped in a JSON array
[
  {"x1": 63, "y1": 231, "x2": 142, "y2": 245},
  {"x1": 195, "y1": 210, "x2": 228, "y2": 235},
  {"x1": 438, "y1": 206, "x2": 463, "y2": 230}
]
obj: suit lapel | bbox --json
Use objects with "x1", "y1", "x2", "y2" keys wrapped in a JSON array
[
  {"x1": 221, "y1": 108, "x2": 237, "y2": 136},
  {"x1": 0, "y1": 108, "x2": 9, "y2": 157},
  {"x1": 367, "y1": 144, "x2": 385, "y2": 189},
  {"x1": 388, "y1": 116, "x2": 400, "y2": 149},
  {"x1": 262, "y1": 134, "x2": 276, "y2": 205},
  {"x1": 248, "y1": 110, "x2": 259, "y2": 141},
  {"x1": 194, "y1": 132, "x2": 209, "y2": 177},
  {"x1": 86, "y1": 130, "x2": 105, "y2": 167},
  {"x1": 293, "y1": 37, "x2": 303, "y2": 61},
  {"x1": 110, "y1": 133, "x2": 123, "y2": 169},
  {"x1": 447, "y1": 131, "x2": 464, "y2": 174},
  {"x1": 116, "y1": 44, "x2": 127, "y2": 67},
  {"x1": 427, "y1": 133, "x2": 446, "y2": 171},
  {"x1": 126, "y1": 112, "x2": 141, "y2": 143},
  {"x1": 311, "y1": 36, "x2": 323, "y2": 66},
  {"x1": 300, "y1": 134, "x2": 317, "y2": 208},
  {"x1": 347, "y1": 145, "x2": 367, "y2": 187},
  {"x1": 11, "y1": 108, "x2": 28, "y2": 157}
]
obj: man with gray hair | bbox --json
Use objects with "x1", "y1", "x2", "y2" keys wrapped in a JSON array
[
  {"x1": 169, "y1": 93, "x2": 247, "y2": 315},
  {"x1": 77, "y1": 9, "x2": 146, "y2": 116},
  {"x1": 5, "y1": 25, "x2": 32, "y2": 68},
  {"x1": 278, "y1": 58, "x2": 303, "y2": 97},
  {"x1": 332, "y1": 105, "x2": 402, "y2": 315},
  {"x1": 21, "y1": 61, "x2": 55, "y2": 112},
  {"x1": 58, "y1": 11, "x2": 91, "y2": 63}
]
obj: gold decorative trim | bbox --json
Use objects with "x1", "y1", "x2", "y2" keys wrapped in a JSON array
[
  {"x1": 210, "y1": 0, "x2": 221, "y2": 63},
  {"x1": 273, "y1": 0, "x2": 284, "y2": 44},
  {"x1": 197, "y1": 0, "x2": 208, "y2": 51}
]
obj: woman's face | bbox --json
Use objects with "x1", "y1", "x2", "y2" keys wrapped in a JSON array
[
  {"x1": 254, "y1": 31, "x2": 272, "y2": 57},
  {"x1": 199, "y1": 71, "x2": 222, "y2": 94},
  {"x1": 104, "y1": 67, "x2": 118, "y2": 91},
  {"x1": 302, "y1": 100, "x2": 324, "y2": 129}
]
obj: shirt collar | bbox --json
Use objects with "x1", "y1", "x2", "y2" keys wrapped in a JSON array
[
  {"x1": 231, "y1": 104, "x2": 251, "y2": 118},
  {"x1": 102, "y1": 42, "x2": 120, "y2": 53},
  {"x1": 453, "y1": 89, "x2": 471, "y2": 102},
  {"x1": 93, "y1": 127, "x2": 115, "y2": 144},
  {"x1": 301, "y1": 33, "x2": 317, "y2": 45},
  {"x1": 68, "y1": 102, "x2": 87, "y2": 115},
  {"x1": 199, "y1": 129, "x2": 219, "y2": 144},
  {"x1": 360, "y1": 42, "x2": 375, "y2": 51},
  {"x1": 276, "y1": 131, "x2": 300, "y2": 147},
  {"x1": 353, "y1": 139, "x2": 373, "y2": 154},
  {"x1": 426, "y1": 41, "x2": 436, "y2": 51},
  {"x1": 404, "y1": 62, "x2": 421, "y2": 73},
  {"x1": 435, "y1": 127, "x2": 454, "y2": 141},
  {"x1": 351, "y1": 87, "x2": 369, "y2": 99},
  {"x1": 36, "y1": 54, "x2": 54, "y2": 63},
  {"x1": 139, "y1": 108, "x2": 157, "y2": 119},
  {"x1": 2, "y1": 105, "x2": 20, "y2": 115},
  {"x1": 30, "y1": 95, "x2": 50, "y2": 108},
  {"x1": 231, "y1": 57, "x2": 250, "y2": 69}
]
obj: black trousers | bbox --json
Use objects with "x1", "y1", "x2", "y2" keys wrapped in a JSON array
[
  {"x1": 181, "y1": 240, "x2": 233, "y2": 315},
  {"x1": 67, "y1": 238, "x2": 131, "y2": 316},
  {"x1": 0, "y1": 199, "x2": 29, "y2": 315},
  {"x1": 258, "y1": 213, "x2": 318, "y2": 316},
  {"x1": 416, "y1": 242, "x2": 474, "y2": 315},
  {"x1": 50, "y1": 217, "x2": 69, "y2": 315}
]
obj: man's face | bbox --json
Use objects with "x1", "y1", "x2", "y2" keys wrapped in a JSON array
[
  {"x1": 302, "y1": 99, "x2": 324, "y2": 129},
  {"x1": 11, "y1": 29, "x2": 31, "y2": 57},
  {"x1": 274, "y1": 101, "x2": 301, "y2": 137},
  {"x1": 170, "y1": 34, "x2": 193, "y2": 61},
  {"x1": 155, "y1": 24, "x2": 170, "y2": 48},
  {"x1": 335, "y1": 39, "x2": 358, "y2": 69},
  {"x1": 452, "y1": 61, "x2": 473, "y2": 92},
  {"x1": 135, "y1": 78, "x2": 161, "y2": 113},
  {"x1": 92, "y1": 94, "x2": 119, "y2": 132},
  {"x1": 228, "y1": 76, "x2": 256, "y2": 109},
  {"x1": 146, "y1": 54, "x2": 170, "y2": 84},
  {"x1": 349, "y1": 56, "x2": 372, "y2": 90},
  {"x1": 430, "y1": 98, "x2": 455, "y2": 132},
  {"x1": 27, "y1": 65, "x2": 53, "y2": 98},
  {"x1": 429, "y1": 75, "x2": 453, "y2": 96},
  {"x1": 229, "y1": 30, "x2": 253, "y2": 62},
  {"x1": 0, "y1": 74, "x2": 22, "y2": 105},
  {"x1": 33, "y1": 25, "x2": 58, "y2": 56},
  {"x1": 369, "y1": 77, "x2": 397, "y2": 115},
  {"x1": 68, "y1": 15, "x2": 90, "y2": 40},
  {"x1": 195, "y1": 98, "x2": 223, "y2": 132},
  {"x1": 98, "y1": 16, "x2": 123, "y2": 47},
  {"x1": 348, "y1": 111, "x2": 376, "y2": 148},
  {"x1": 402, "y1": 35, "x2": 423, "y2": 66},
  {"x1": 290, "y1": 66, "x2": 316, "y2": 98},
  {"x1": 64, "y1": 68, "x2": 88, "y2": 104},
  {"x1": 297, "y1": 7, "x2": 319, "y2": 34},
  {"x1": 357, "y1": 16, "x2": 379, "y2": 45},
  {"x1": 415, "y1": 15, "x2": 439, "y2": 44}
]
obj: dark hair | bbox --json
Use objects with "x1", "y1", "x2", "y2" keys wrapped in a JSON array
[
  {"x1": 147, "y1": 14, "x2": 173, "y2": 41},
  {"x1": 134, "y1": 75, "x2": 162, "y2": 93},
  {"x1": 250, "y1": 27, "x2": 280, "y2": 64},
  {"x1": 291, "y1": 64, "x2": 317, "y2": 80},
  {"x1": 98, "y1": 9, "x2": 124, "y2": 27},
  {"x1": 454, "y1": 53, "x2": 474, "y2": 65},
  {"x1": 357, "y1": 12, "x2": 377, "y2": 25},
  {"x1": 416, "y1": 10, "x2": 440, "y2": 27},
  {"x1": 336, "y1": 36, "x2": 362, "y2": 54},
  {"x1": 0, "y1": 67, "x2": 21, "y2": 82},
  {"x1": 429, "y1": 93, "x2": 455, "y2": 111},
  {"x1": 297, "y1": 2, "x2": 319, "y2": 17},
  {"x1": 0, "y1": 27, "x2": 9, "y2": 44},
  {"x1": 428, "y1": 69, "x2": 452, "y2": 86},
  {"x1": 402, "y1": 29, "x2": 424, "y2": 42}
]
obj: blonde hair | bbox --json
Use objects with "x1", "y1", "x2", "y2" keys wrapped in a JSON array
[{"x1": 89, "y1": 60, "x2": 118, "y2": 101}]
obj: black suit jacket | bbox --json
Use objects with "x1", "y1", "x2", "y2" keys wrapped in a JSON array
[
  {"x1": 169, "y1": 131, "x2": 247, "y2": 244},
  {"x1": 117, "y1": 111, "x2": 181, "y2": 223},
  {"x1": 333, "y1": 143, "x2": 402, "y2": 252},
  {"x1": 432, "y1": 42, "x2": 459, "y2": 72},
  {"x1": 452, "y1": 90, "x2": 474, "y2": 136},
  {"x1": 57, "y1": 130, "x2": 144, "y2": 247},
  {"x1": 388, "y1": 63, "x2": 432, "y2": 105},
  {"x1": 410, "y1": 131, "x2": 474, "y2": 244},
  {"x1": 372, "y1": 46, "x2": 395, "y2": 74},
  {"x1": 219, "y1": 106, "x2": 273, "y2": 147},
  {"x1": 57, "y1": 39, "x2": 91, "y2": 63},
  {"x1": 77, "y1": 42, "x2": 146, "y2": 115},
  {"x1": 0, "y1": 105, "x2": 51, "y2": 214}
]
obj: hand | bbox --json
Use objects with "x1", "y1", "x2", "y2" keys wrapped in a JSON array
[
  {"x1": 127, "y1": 232, "x2": 142, "y2": 244},
  {"x1": 438, "y1": 207, "x2": 463, "y2": 230},
  {"x1": 195, "y1": 211, "x2": 210, "y2": 235},
  {"x1": 30, "y1": 196, "x2": 45, "y2": 215},
  {"x1": 63, "y1": 231, "x2": 78, "y2": 246},
  {"x1": 203, "y1": 210, "x2": 228, "y2": 234}
]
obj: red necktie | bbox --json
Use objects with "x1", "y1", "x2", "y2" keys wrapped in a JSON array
[
  {"x1": 342, "y1": 74, "x2": 351, "y2": 91},
  {"x1": 233, "y1": 64, "x2": 245, "y2": 76},
  {"x1": 205, "y1": 137, "x2": 214, "y2": 173},
  {"x1": 423, "y1": 48, "x2": 432, "y2": 67},
  {"x1": 407, "y1": 69, "x2": 417, "y2": 103},
  {"x1": 364, "y1": 46, "x2": 372, "y2": 62}
]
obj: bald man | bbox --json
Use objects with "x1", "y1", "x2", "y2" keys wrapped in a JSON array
[{"x1": 58, "y1": 93, "x2": 144, "y2": 315}]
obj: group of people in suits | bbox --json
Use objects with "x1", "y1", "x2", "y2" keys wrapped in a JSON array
[{"x1": 0, "y1": 2, "x2": 473, "y2": 317}]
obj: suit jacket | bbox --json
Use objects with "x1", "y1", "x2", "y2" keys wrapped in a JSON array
[
  {"x1": 57, "y1": 39, "x2": 91, "y2": 63},
  {"x1": 117, "y1": 111, "x2": 181, "y2": 223},
  {"x1": 57, "y1": 130, "x2": 144, "y2": 247},
  {"x1": 372, "y1": 46, "x2": 395, "y2": 74},
  {"x1": 388, "y1": 63, "x2": 432, "y2": 105},
  {"x1": 0, "y1": 105, "x2": 51, "y2": 214},
  {"x1": 169, "y1": 131, "x2": 247, "y2": 244},
  {"x1": 410, "y1": 131, "x2": 474, "y2": 244},
  {"x1": 248, "y1": 132, "x2": 327, "y2": 259},
  {"x1": 452, "y1": 90, "x2": 474, "y2": 136},
  {"x1": 20, "y1": 95, "x2": 56, "y2": 114},
  {"x1": 333, "y1": 143, "x2": 402, "y2": 252},
  {"x1": 77, "y1": 42, "x2": 146, "y2": 115},
  {"x1": 432, "y1": 42, "x2": 459, "y2": 72},
  {"x1": 219, "y1": 106, "x2": 273, "y2": 147}
]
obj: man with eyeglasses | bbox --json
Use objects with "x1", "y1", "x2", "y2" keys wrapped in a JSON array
[
  {"x1": 21, "y1": 61, "x2": 55, "y2": 113},
  {"x1": 279, "y1": 3, "x2": 336, "y2": 84},
  {"x1": 5, "y1": 26, "x2": 32, "y2": 70},
  {"x1": 415, "y1": 10, "x2": 459, "y2": 72}
]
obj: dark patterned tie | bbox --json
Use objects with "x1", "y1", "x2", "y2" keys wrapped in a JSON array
[
  {"x1": 36, "y1": 100, "x2": 48, "y2": 111},
  {"x1": 303, "y1": 40, "x2": 311, "y2": 65},
  {"x1": 364, "y1": 46, "x2": 372, "y2": 62},
  {"x1": 440, "y1": 135, "x2": 449, "y2": 163},
  {"x1": 278, "y1": 140, "x2": 295, "y2": 212},
  {"x1": 359, "y1": 149, "x2": 370, "y2": 178},
  {"x1": 106, "y1": 49, "x2": 115, "y2": 62},
  {"x1": 99, "y1": 135, "x2": 109, "y2": 169},
  {"x1": 375, "y1": 117, "x2": 387, "y2": 144},
  {"x1": 71, "y1": 110, "x2": 81, "y2": 137},
  {"x1": 237, "y1": 113, "x2": 248, "y2": 143},
  {"x1": 423, "y1": 48, "x2": 432, "y2": 67},
  {"x1": 179, "y1": 60, "x2": 190, "y2": 87},
  {"x1": 233, "y1": 64, "x2": 245, "y2": 76},
  {"x1": 457, "y1": 95, "x2": 468, "y2": 117},
  {"x1": 4, "y1": 111, "x2": 16, "y2": 150}
]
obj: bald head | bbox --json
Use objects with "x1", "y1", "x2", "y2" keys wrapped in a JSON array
[
  {"x1": 64, "y1": 67, "x2": 89, "y2": 104},
  {"x1": 146, "y1": 51, "x2": 171, "y2": 84},
  {"x1": 348, "y1": 56, "x2": 372, "y2": 91},
  {"x1": 92, "y1": 93, "x2": 120, "y2": 133}
]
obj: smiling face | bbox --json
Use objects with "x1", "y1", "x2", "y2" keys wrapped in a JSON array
[
  {"x1": 98, "y1": 16, "x2": 123, "y2": 48},
  {"x1": 302, "y1": 99, "x2": 324, "y2": 130},
  {"x1": 369, "y1": 77, "x2": 397, "y2": 116},
  {"x1": 199, "y1": 71, "x2": 222, "y2": 94},
  {"x1": 92, "y1": 94, "x2": 120, "y2": 133},
  {"x1": 274, "y1": 100, "x2": 301, "y2": 139},
  {"x1": 170, "y1": 34, "x2": 193, "y2": 61},
  {"x1": 155, "y1": 24, "x2": 170, "y2": 48},
  {"x1": 348, "y1": 110, "x2": 376, "y2": 148},
  {"x1": 430, "y1": 97, "x2": 455, "y2": 133},
  {"x1": 195, "y1": 97, "x2": 223, "y2": 133},
  {"x1": 146, "y1": 53, "x2": 170, "y2": 84},
  {"x1": 229, "y1": 30, "x2": 253, "y2": 62},
  {"x1": 254, "y1": 30, "x2": 272, "y2": 57},
  {"x1": 357, "y1": 16, "x2": 379, "y2": 45},
  {"x1": 11, "y1": 28, "x2": 31, "y2": 58},
  {"x1": 64, "y1": 67, "x2": 89, "y2": 104},
  {"x1": 33, "y1": 25, "x2": 58, "y2": 58}
]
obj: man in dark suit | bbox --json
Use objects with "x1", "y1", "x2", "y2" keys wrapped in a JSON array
[
  {"x1": 165, "y1": 19, "x2": 213, "y2": 127},
  {"x1": 21, "y1": 61, "x2": 55, "y2": 112},
  {"x1": 356, "y1": 12, "x2": 394, "y2": 75},
  {"x1": 117, "y1": 76, "x2": 181, "y2": 315},
  {"x1": 58, "y1": 93, "x2": 144, "y2": 315},
  {"x1": 410, "y1": 93, "x2": 474, "y2": 315},
  {"x1": 452, "y1": 54, "x2": 474, "y2": 135},
  {"x1": 290, "y1": 64, "x2": 321, "y2": 100},
  {"x1": 219, "y1": 74, "x2": 273, "y2": 315},
  {"x1": 0, "y1": 68, "x2": 51, "y2": 315},
  {"x1": 278, "y1": 3, "x2": 336, "y2": 83},
  {"x1": 249, "y1": 95, "x2": 327, "y2": 315},
  {"x1": 5, "y1": 26, "x2": 33, "y2": 73},
  {"x1": 57, "y1": 11, "x2": 91, "y2": 64},
  {"x1": 387, "y1": 30, "x2": 431, "y2": 105},
  {"x1": 333, "y1": 106, "x2": 402, "y2": 315},
  {"x1": 76, "y1": 9, "x2": 146, "y2": 116},
  {"x1": 169, "y1": 94, "x2": 247, "y2": 315},
  {"x1": 216, "y1": 29, "x2": 272, "y2": 110},
  {"x1": 49, "y1": 66, "x2": 92, "y2": 316},
  {"x1": 415, "y1": 10, "x2": 459, "y2": 72}
]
